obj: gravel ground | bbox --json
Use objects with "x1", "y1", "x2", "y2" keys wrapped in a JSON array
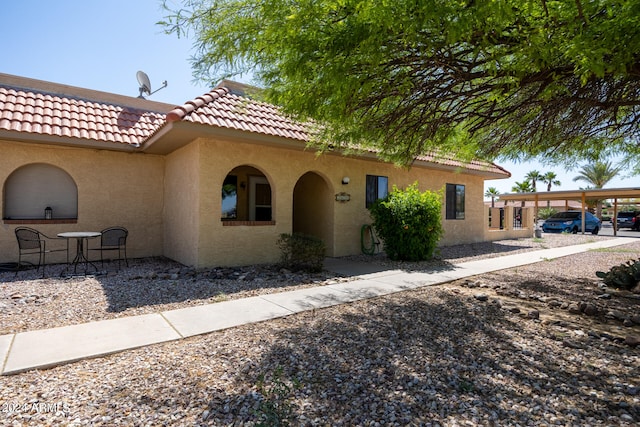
[{"x1": 1, "y1": 234, "x2": 639, "y2": 425}]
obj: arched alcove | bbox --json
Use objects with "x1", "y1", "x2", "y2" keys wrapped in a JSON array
[{"x1": 3, "y1": 163, "x2": 78, "y2": 220}]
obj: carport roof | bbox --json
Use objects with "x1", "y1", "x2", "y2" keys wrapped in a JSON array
[{"x1": 498, "y1": 187, "x2": 640, "y2": 202}]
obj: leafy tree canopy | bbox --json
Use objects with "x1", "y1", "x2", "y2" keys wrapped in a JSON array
[{"x1": 161, "y1": 0, "x2": 640, "y2": 166}]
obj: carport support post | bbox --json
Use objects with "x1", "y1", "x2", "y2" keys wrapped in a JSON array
[
  {"x1": 581, "y1": 192, "x2": 586, "y2": 235},
  {"x1": 534, "y1": 194, "x2": 542, "y2": 238},
  {"x1": 614, "y1": 198, "x2": 618, "y2": 236}
]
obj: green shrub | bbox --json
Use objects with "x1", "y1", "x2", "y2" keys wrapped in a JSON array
[
  {"x1": 254, "y1": 366, "x2": 300, "y2": 426},
  {"x1": 596, "y1": 258, "x2": 640, "y2": 290},
  {"x1": 537, "y1": 207, "x2": 558, "y2": 220},
  {"x1": 277, "y1": 233, "x2": 326, "y2": 272},
  {"x1": 368, "y1": 182, "x2": 443, "y2": 261}
]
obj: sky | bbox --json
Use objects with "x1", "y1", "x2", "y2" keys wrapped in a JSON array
[
  {"x1": 1, "y1": 0, "x2": 221, "y2": 105},
  {"x1": 2, "y1": 1, "x2": 637, "y2": 197}
]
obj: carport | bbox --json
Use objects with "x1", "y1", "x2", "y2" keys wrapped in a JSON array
[{"x1": 498, "y1": 187, "x2": 640, "y2": 236}]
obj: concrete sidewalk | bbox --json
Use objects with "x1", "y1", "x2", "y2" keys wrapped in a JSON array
[{"x1": 1, "y1": 237, "x2": 634, "y2": 375}]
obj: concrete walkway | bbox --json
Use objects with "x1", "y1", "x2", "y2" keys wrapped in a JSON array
[{"x1": 0, "y1": 237, "x2": 634, "y2": 375}]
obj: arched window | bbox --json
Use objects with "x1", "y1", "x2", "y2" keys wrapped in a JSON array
[
  {"x1": 3, "y1": 163, "x2": 78, "y2": 220},
  {"x1": 222, "y1": 165, "x2": 273, "y2": 223}
]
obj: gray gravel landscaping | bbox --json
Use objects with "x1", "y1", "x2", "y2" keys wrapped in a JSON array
[{"x1": 0, "y1": 233, "x2": 638, "y2": 425}]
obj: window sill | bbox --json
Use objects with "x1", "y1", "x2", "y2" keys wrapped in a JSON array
[
  {"x1": 222, "y1": 220, "x2": 275, "y2": 226},
  {"x1": 3, "y1": 218, "x2": 78, "y2": 225}
]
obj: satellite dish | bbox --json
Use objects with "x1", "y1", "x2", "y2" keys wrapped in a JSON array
[
  {"x1": 136, "y1": 71, "x2": 167, "y2": 99},
  {"x1": 137, "y1": 71, "x2": 151, "y2": 98}
]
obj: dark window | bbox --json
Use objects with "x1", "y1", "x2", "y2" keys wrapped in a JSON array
[
  {"x1": 366, "y1": 175, "x2": 388, "y2": 208},
  {"x1": 446, "y1": 184, "x2": 465, "y2": 220}
]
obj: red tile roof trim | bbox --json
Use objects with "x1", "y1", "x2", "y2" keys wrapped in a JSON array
[
  {"x1": 0, "y1": 84, "x2": 166, "y2": 147},
  {"x1": 164, "y1": 83, "x2": 509, "y2": 177},
  {"x1": 0, "y1": 74, "x2": 508, "y2": 177},
  {"x1": 165, "y1": 86, "x2": 312, "y2": 142}
]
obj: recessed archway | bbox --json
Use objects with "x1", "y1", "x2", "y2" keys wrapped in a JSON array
[
  {"x1": 293, "y1": 171, "x2": 334, "y2": 255},
  {"x1": 3, "y1": 163, "x2": 78, "y2": 220}
]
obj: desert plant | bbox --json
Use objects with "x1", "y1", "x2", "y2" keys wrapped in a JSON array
[
  {"x1": 596, "y1": 259, "x2": 640, "y2": 290},
  {"x1": 537, "y1": 207, "x2": 558, "y2": 220},
  {"x1": 276, "y1": 233, "x2": 326, "y2": 272},
  {"x1": 368, "y1": 182, "x2": 443, "y2": 261},
  {"x1": 254, "y1": 366, "x2": 301, "y2": 426}
]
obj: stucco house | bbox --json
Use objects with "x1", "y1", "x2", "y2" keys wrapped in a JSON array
[{"x1": 0, "y1": 73, "x2": 515, "y2": 268}]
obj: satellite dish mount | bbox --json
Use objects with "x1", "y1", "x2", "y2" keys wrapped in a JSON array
[{"x1": 136, "y1": 71, "x2": 167, "y2": 99}]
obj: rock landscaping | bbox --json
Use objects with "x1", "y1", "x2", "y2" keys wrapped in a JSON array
[{"x1": 0, "y1": 234, "x2": 638, "y2": 425}]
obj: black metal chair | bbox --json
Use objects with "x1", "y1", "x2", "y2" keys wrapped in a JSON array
[
  {"x1": 90, "y1": 226, "x2": 128, "y2": 270},
  {"x1": 15, "y1": 227, "x2": 68, "y2": 277}
]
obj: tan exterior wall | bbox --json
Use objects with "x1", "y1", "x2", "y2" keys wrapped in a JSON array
[
  {"x1": 162, "y1": 136, "x2": 493, "y2": 268},
  {"x1": 163, "y1": 142, "x2": 201, "y2": 266},
  {"x1": 0, "y1": 140, "x2": 164, "y2": 264},
  {"x1": 1, "y1": 136, "x2": 504, "y2": 269},
  {"x1": 483, "y1": 206, "x2": 535, "y2": 241}
]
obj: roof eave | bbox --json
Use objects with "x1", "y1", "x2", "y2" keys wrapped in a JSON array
[{"x1": 0, "y1": 130, "x2": 139, "y2": 152}]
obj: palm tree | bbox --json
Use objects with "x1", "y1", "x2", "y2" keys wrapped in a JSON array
[
  {"x1": 542, "y1": 171, "x2": 561, "y2": 192},
  {"x1": 542, "y1": 171, "x2": 561, "y2": 207},
  {"x1": 573, "y1": 161, "x2": 621, "y2": 219},
  {"x1": 511, "y1": 181, "x2": 533, "y2": 207},
  {"x1": 572, "y1": 161, "x2": 621, "y2": 189},
  {"x1": 525, "y1": 170, "x2": 544, "y2": 192},
  {"x1": 511, "y1": 181, "x2": 533, "y2": 193},
  {"x1": 484, "y1": 187, "x2": 500, "y2": 208}
]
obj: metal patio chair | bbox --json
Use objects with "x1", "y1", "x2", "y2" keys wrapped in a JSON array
[
  {"x1": 15, "y1": 227, "x2": 68, "y2": 277},
  {"x1": 90, "y1": 226, "x2": 128, "y2": 270}
]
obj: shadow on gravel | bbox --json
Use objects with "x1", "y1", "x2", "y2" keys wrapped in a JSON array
[
  {"x1": 438, "y1": 241, "x2": 535, "y2": 260},
  {"x1": 0, "y1": 257, "x2": 344, "y2": 313},
  {"x1": 200, "y1": 292, "x2": 638, "y2": 425}
]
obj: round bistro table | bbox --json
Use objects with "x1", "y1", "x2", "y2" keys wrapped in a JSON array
[{"x1": 57, "y1": 231, "x2": 102, "y2": 275}]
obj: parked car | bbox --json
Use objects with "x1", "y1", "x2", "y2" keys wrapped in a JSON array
[
  {"x1": 615, "y1": 211, "x2": 638, "y2": 229},
  {"x1": 542, "y1": 211, "x2": 601, "y2": 234},
  {"x1": 633, "y1": 213, "x2": 640, "y2": 231}
]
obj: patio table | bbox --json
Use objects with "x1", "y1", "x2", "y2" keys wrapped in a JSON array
[{"x1": 57, "y1": 231, "x2": 101, "y2": 275}]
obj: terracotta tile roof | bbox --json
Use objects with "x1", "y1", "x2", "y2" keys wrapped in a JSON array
[
  {"x1": 0, "y1": 74, "x2": 508, "y2": 177},
  {"x1": 0, "y1": 83, "x2": 167, "y2": 147},
  {"x1": 166, "y1": 86, "x2": 310, "y2": 141},
  {"x1": 167, "y1": 83, "x2": 509, "y2": 177},
  {"x1": 415, "y1": 150, "x2": 510, "y2": 176}
]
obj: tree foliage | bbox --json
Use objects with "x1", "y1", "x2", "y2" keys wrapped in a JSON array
[
  {"x1": 572, "y1": 160, "x2": 622, "y2": 189},
  {"x1": 542, "y1": 171, "x2": 561, "y2": 192},
  {"x1": 161, "y1": 0, "x2": 640, "y2": 165},
  {"x1": 484, "y1": 187, "x2": 501, "y2": 208},
  {"x1": 525, "y1": 170, "x2": 544, "y2": 192}
]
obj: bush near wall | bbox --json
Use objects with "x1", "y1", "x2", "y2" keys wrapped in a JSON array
[
  {"x1": 369, "y1": 182, "x2": 444, "y2": 261},
  {"x1": 537, "y1": 207, "x2": 558, "y2": 220}
]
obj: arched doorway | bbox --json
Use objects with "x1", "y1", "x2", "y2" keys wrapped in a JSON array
[{"x1": 293, "y1": 172, "x2": 334, "y2": 255}]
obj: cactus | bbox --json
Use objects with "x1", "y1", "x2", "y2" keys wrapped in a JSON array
[{"x1": 596, "y1": 258, "x2": 640, "y2": 290}]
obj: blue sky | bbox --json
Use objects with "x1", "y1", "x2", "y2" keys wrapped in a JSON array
[
  {"x1": 1, "y1": 0, "x2": 636, "y2": 196},
  {"x1": 1, "y1": 0, "x2": 217, "y2": 105}
]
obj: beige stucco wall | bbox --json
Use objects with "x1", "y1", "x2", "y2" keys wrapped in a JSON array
[
  {"x1": 1, "y1": 135, "x2": 504, "y2": 269},
  {"x1": 161, "y1": 136, "x2": 493, "y2": 268},
  {"x1": 163, "y1": 142, "x2": 201, "y2": 266},
  {"x1": 483, "y1": 206, "x2": 535, "y2": 241},
  {"x1": 0, "y1": 140, "x2": 164, "y2": 264}
]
